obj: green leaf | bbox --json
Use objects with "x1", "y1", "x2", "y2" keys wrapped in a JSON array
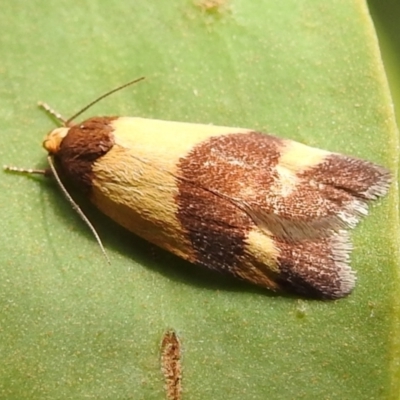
[{"x1": 1, "y1": 0, "x2": 399, "y2": 399}]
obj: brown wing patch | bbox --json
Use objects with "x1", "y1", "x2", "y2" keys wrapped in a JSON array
[
  {"x1": 241, "y1": 145, "x2": 391, "y2": 241},
  {"x1": 301, "y1": 153, "x2": 391, "y2": 201},
  {"x1": 275, "y1": 232, "x2": 356, "y2": 299},
  {"x1": 176, "y1": 132, "x2": 282, "y2": 275}
]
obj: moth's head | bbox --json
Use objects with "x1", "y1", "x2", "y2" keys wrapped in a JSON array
[{"x1": 43, "y1": 127, "x2": 70, "y2": 155}]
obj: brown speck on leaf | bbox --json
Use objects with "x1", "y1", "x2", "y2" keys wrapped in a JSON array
[
  {"x1": 161, "y1": 330, "x2": 182, "y2": 400},
  {"x1": 195, "y1": 0, "x2": 227, "y2": 12}
]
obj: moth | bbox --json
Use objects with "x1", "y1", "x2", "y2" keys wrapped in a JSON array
[{"x1": 6, "y1": 78, "x2": 391, "y2": 299}]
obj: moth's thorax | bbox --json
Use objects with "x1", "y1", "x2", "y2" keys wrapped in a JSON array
[
  {"x1": 43, "y1": 127, "x2": 69, "y2": 155},
  {"x1": 46, "y1": 117, "x2": 116, "y2": 193}
]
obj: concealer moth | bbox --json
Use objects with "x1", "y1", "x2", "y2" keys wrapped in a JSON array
[{"x1": 5, "y1": 78, "x2": 391, "y2": 299}]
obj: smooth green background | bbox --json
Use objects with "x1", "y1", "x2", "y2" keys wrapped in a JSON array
[
  {"x1": 1, "y1": 1, "x2": 399, "y2": 399},
  {"x1": 369, "y1": 0, "x2": 400, "y2": 132}
]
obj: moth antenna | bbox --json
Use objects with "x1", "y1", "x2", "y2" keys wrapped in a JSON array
[
  {"x1": 47, "y1": 156, "x2": 110, "y2": 264},
  {"x1": 3, "y1": 165, "x2": 51, "y2": 176},
  {"x1": 66, "y1": 76, "x2": 145, "y2": 125},
  {"x1": 38, "y1": 102, "x2": 69, "y2": 126}
]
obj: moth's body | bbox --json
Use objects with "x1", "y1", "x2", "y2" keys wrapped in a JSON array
[{"x1": 44, "y1": 116, "x2": 391, "y2": 299}]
